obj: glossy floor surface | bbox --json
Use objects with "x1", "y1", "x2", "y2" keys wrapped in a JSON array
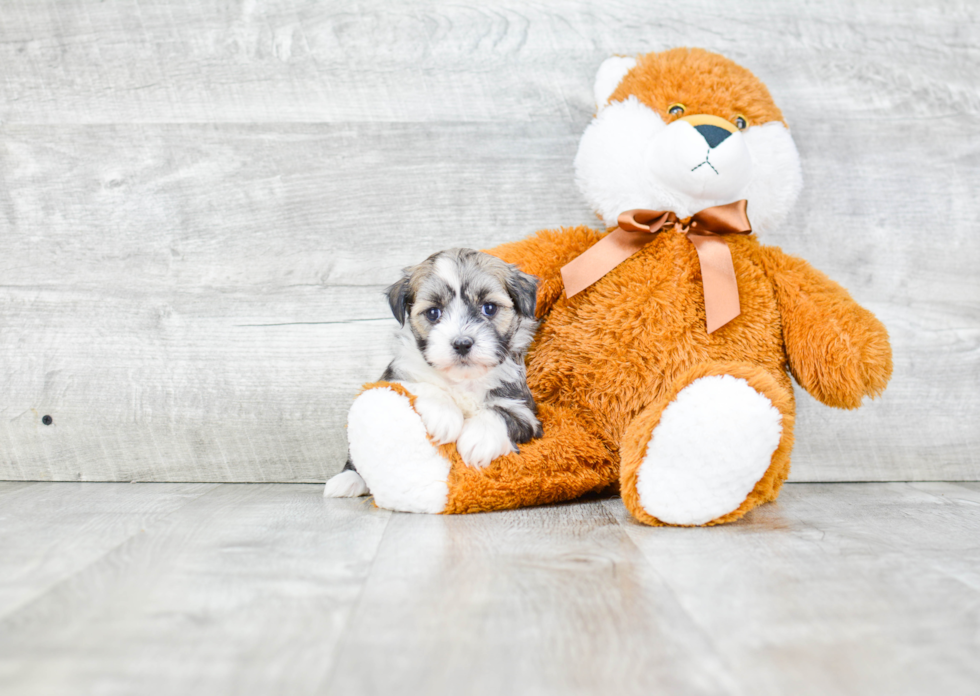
[{"x1": 1, "y1": 481, "x2": 978, "y2": 695}]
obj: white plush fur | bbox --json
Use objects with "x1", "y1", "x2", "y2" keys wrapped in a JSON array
[
  {"x1": 635, "y1": 376, "x2": 783, "y2": 525},
  {"x1": 322, "y1": 469, "x2": 369, "y2": 498},
  {"x1": 739, "y1": 122, "x2": 804, "y2": 234},
  {"x1": 345, "y1": 386, "x2": 450, "y2": 514},
  {"x1": 647, "y1": 119, "x2": 753, "y2": 201},
  {"x1": 593, "y1": 55, "x2": 637, "y2": 109},
  {"x1": 574, "y1": 96, "x2": 802, "y2": 233}
]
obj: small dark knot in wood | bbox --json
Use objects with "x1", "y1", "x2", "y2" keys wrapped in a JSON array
[{"x1": 42, "y1": 415, "x2": 53, "y2": 426}]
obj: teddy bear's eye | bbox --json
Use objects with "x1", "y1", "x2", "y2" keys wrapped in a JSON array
[
  {"x1": 668, "y1": 103, "x2": 686, "y2": 116},
  {"x1": 734, "y1": 115, "x2": 747, "y2": 130}
]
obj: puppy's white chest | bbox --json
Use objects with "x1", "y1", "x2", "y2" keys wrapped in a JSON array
[{"x1": 446, "y1": 385, "x2": 484, "y2": 418}]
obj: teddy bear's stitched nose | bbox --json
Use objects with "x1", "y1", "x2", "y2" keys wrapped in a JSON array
[{"x1": 694, "y1": 124, "x2": 733, "y2": 149}]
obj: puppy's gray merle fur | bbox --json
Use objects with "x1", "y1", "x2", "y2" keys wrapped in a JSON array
[{"x1": 324, "y1": 248, "x2": 542, "y2": 498}]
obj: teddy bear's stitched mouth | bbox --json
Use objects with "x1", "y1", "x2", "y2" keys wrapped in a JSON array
[{"x1": 690, "y1": 149, "x2": 719, "y2": 175}]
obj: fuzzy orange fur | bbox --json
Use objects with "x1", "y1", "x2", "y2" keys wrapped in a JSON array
[
  {"x1": 359, "y1": 48, "x2": 892, "y2": 525},
  {"x1": 439, "y1": 221, "x2": 889, "y2": 525},
  {"x1": 610, "y1": 47, "x2": 787, "y2": 129}
]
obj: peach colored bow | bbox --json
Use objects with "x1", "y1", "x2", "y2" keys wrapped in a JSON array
[{"x1": 560, "y1": 200, "x2": 752, "y2": 333}]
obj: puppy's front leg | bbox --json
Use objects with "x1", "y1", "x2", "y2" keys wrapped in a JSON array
[
  {"x1": 402, "y1": 382, "x2": 465, "y2": 445},
  {"x1": 456, "y1": 409, "x2": 515, "y2": 468}
]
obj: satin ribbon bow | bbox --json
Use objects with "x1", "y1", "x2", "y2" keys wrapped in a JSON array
[{"x1": 560, "y1": 200, "x2": 753, "y2": 333}]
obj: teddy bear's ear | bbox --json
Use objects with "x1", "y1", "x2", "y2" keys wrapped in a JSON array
[{"x1": 593, "y1": 55, "x2": 637, "y2": 111}]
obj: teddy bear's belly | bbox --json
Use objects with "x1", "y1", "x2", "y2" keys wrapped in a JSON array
[{"x1": 526, "y1": 242, "x2": 786, "y2": 443}]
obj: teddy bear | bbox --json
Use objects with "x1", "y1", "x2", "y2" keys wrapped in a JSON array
[{"x1": 336, "y1": 47, "x2": 893, "y2": 526}]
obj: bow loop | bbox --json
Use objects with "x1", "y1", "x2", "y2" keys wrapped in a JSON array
[
  {"x1": 560, "y1": 200, "x2": 753, "y2": 333},
  {"x1": 687, "y1": 199, "x2": 752, "y2": 236},
  {"x1": 617, "y1": 209, "x2": 677, "y2": 234}
]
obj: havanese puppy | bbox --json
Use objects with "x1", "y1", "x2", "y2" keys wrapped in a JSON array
[{"x1": 324, "y1": 248, "x2": 543, "y2": 498}]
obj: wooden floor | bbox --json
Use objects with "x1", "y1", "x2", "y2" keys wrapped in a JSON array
[{"x1": 0, "y1": 482, "x2": 977, "y2": 695}]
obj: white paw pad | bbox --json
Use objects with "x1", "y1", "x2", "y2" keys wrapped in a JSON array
[
  {"x1": 636, "y1": 375, "x2": 783, "y2": 525},
  {"x1": 455, "y1": 410, "x2": 514, "y2": 468},
  {"x1": 323, "y1": 470, "x2": 369, "y2": 498},
  {"x1": 347, "y1": 387, "x2": 450, "y2": 514}
]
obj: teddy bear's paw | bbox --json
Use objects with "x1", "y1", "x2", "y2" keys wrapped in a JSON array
[
  {"x1": 346, "y1": 387, "x2": 450, "y2": 514},
  {"x1": 412, "y1": 394, "x2": 465, "y2": 445},
  {"x1": 636, "y1": 375, "x2": 783, "y2": 525},
  {"x1": 456, "y1": 410, "x2": 515, "y2": 468}
]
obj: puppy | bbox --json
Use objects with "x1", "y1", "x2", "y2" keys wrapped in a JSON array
[{"x1": 324, "y1": 248, "x2": 543, "y2": 498}]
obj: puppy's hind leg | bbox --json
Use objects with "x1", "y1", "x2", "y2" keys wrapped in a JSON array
[{"x1": 323, "y1": 456, "x2": 370, "y2": 498}]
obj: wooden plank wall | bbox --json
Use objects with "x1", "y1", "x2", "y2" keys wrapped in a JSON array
[{"x1": 1, "y1": 0, "x2": 977, "y2": 483}]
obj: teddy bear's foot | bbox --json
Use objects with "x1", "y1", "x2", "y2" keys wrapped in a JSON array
[
  {"x1": 345, "y1": 384, "x2": 450, "y2": 514},
  {"x1": 622, "y1": 367, "x2": 794, "y2": 526}
]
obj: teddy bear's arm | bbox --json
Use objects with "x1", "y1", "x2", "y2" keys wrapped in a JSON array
[
  {"x1": 755, "y1": 246, "x2": 893, "y2": 409},
  {"x1": 486, "y1": 226, "x2": 604, "y2": 319}
]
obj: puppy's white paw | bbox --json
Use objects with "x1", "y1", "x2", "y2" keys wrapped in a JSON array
[
  {"x1": 323, "y1": 470, "x2": 369, "y2": 498},
  {"x1": 413, "y1": 395, "x2": 465, "y2": 445},
  {"x1": 456, "y1": 410, "x2": 515, "y2": 468}
]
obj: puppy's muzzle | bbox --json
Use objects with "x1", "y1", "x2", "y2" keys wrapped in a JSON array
[{"x1": 452, "y1": 336, "x2": 474, "y2": 356}]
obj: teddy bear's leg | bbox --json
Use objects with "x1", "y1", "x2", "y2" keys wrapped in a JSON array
[
  {"x1": 443, "y1": 402, "x2": 617, "y2": 514},
  {"x1": 619, "y1": 363, "x2": 796, "y2": 526},
  {"x1": 344, "y1": 382, "x2": 454, "y2": 513},
  {"x1": 344, "y1": 382, "x2": 617, "y2": 515}
]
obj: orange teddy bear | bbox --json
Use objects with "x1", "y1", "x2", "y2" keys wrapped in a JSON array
[{"x1": 331, "y1": 48, "x2": 893, "y2": 526}]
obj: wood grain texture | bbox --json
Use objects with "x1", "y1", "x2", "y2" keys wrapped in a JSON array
[
  {"x1": 0, "y1": 1, "x2": 976, "y2": 125},
  {"x1": 0, "y1": 122, "x2": 591, "y2": 482},
  {"x1": 0, "y1": 484, "x2": 392, "y2": 695},
  {"x1": 1, "y1": 483, "x2": 978, "y2": 695},
  {"x1": 0, "y1": 482, "x2": 217, "y2": 618},
  {"x1": 322, "y1": 501, "x2": 739, "y2": 695},
  {"x1": 605, "y1": 483, "x2": 980, "y2": 696},
  {"x1": 0, "y1": 0, "x2": 978, "y2": 481}
]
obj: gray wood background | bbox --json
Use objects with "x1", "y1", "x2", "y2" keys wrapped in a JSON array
[{"x1": 1, "y1": 0, "x2": 977, "y2": 483}]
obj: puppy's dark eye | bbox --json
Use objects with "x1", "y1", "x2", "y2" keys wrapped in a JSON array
[
  {"x1": 481, "y1": 302, "x2": 497, "y2": 318},
  {"x1": 668, "y1": 103, "x2": 686, "y2": 116},
  {"x1": 734, "y1": 115, "x2": 747, "y2": 130},
  {"x1": 424, "y1": 307, "x2": 441, "y2": 322}
]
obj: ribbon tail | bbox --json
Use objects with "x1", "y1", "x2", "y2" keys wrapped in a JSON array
[
  {"x1": 561, "y1": 228, "x2": 650, "y2": 298},
  {"x1": 687, "y1": 233, "x2": 740, "y2": 333}
]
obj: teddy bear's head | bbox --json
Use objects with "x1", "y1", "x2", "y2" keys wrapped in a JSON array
[{"x1": 574, "y1": 48, "x2": 803, "y2": 234}]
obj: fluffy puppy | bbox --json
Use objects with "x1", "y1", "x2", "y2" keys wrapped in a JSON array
[{"x1": 324, "y1": 248, "x2": 542, "y2": 498}]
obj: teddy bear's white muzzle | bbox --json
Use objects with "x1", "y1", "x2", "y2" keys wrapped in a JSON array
[{"x1": 647, "y1": 120, "x2": 753, "y2": 201}]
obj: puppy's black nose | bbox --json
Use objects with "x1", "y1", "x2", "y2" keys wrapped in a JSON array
[
  {"x1": 452, "y1": 337, "x2": 474, "y2": 355},
  {"x1": 694, "y1": 123, "x2": 733, "y2": 149}
]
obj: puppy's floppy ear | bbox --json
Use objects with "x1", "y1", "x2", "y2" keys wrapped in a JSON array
[
  {"x1": 505, "y1": 267, "x2": 539, "y2": 319},
  {"x1": 385, "y1": 273, "x2": 412, "y2": 326}
]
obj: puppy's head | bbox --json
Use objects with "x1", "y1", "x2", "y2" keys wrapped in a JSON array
[{"x1": 386, "y1": 249, "x2": 538, "y2": 381}]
